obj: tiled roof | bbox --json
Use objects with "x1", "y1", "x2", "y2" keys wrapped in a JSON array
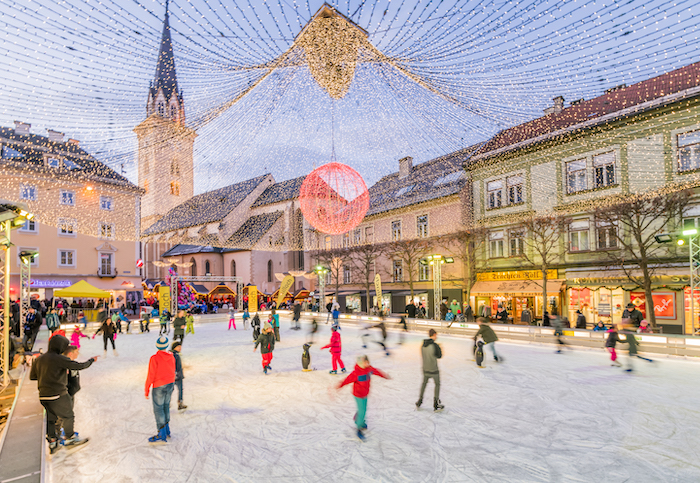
[
  {"x1": 471, "y1": 61, "x2": 700, "y2": 162},
  {"x1": 161, "y1": 244, "x2": 238, "y2": 257},
  {"x1": 365, "y1": 147, "x2": 477, "y2": 217},
  {"x1": 0, "y1": 127, "x2": 138, "y2": 190},
  {"x1": 226, "y1": 211, "x2": 284, "y2": 248},
  {"x1": 251, "y1": 176, "x2": 306, "y2": 207},
  {"x1": 143, "y1": 175, "x2": 271, "y2": 235}
]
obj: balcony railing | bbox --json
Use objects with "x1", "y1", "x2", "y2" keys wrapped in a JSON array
[{"x1": 97, "y1": 267, "x2": 118, "y2": 278}]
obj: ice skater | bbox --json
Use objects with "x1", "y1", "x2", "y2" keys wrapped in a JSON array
[
  {"x1": 70, "y1": 325, "x2": 89, "y2": 349},
  {"x1": 242, "y1": 309, "x2": 250, "y2": 330},
  {"x1": 308, "y1": 317, "x2": 318, "y2": 345},
  {"x1": 606, "y1": 323, "x2": 622, "y2": 367},
  {"x1": 371, "y1": 320, "x2": 390, "y2": 356},
  {"x1": 254, "y1": 322, "x2": 276, "y2": 374},
  {"x1": 321, "y1": 326, "x2": 346, "y2": 374},
  {"x1": 473, "y1": 318, "x2": 501, "y2": 363},
  {"x1": 551, "y1": 315, "x2": 568, "y2": 353},
  {"x1": 171, "y1": 341, "x2": 187, "y2": 410},
  {"x1": 185, "y1": 311, "x2": 195, "y2": 335},
  {"x1": 251, "y1": 313, "x2": 261, "y2": 340},
  {"x1": 398, "y1": 316, "x2": 408, "y2": 345},
  {"x1": 620, "y1": 323, "x2": 654, "y2": 371},
  {"x1": 416, "y1": 329, "x2": 444, "y2": 411},
  {"x1": 271, "y1": 309, "x2": 280, "y2": 341},
  {"x1": 336, "y1": 355, "x2": 390, "y2": 441},
  {"x1": 292, "y1": 301, "x2": 302, "y2": 330},
  {"x1": 159, "y1": 310, "x2": 170, "y2": 335},
  {"x1": 46, "y1": 308, "x2": 60, "y2": 334},
  {"x1": 93, "y1": 316, "x2": 118, "y2": 357},
  {"x1": 145, "y1": 336, "x2": 176, "y2": 444},
  {"x1": 172, "y1": 310, "x2": 186, "y2": 342},
  {"x1": 332, "y1": 306, "x2": 340, "y2": 330},
  {"x1": 228, "y1": 307, "x2": 237, "y2": 330}
]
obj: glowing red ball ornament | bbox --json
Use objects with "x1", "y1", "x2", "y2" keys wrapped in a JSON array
[{"x1": 299, "y1": 162, "x2": 370, "y2": 235}]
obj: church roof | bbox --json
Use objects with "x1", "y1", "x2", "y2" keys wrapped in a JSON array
[
  {"x1": 143, "y1": 174, "x2": 271, "y2": 235},
  {"x1": 150, "y1": 8, "x2": 180, "y2": 102},
  {"x1": 226, "y1": 211, "x2": 284, "y2": 248},
  {"x1": 251, "y1": 176, "x2": 306, "y2": 207}
]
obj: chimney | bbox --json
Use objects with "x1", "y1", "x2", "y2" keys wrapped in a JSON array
[
  {"x1": 47, "y1": 130, "x2": 65, "y2": 142},
  {"x1": 398, "y1": 156, "x2": 413, "y2": 179},
  {"x1": 67, "y1": 138, "x2": 80, "y2": 146},
  {"x1": 13, "y1": 121, "x2": 31, "y2": 134},
  {"x1": 543, "y1": 96, "x2": 565, "y2": 115}
]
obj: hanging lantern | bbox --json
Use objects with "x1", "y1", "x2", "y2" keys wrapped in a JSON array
[{"x1": 299, "y1": 162, "x2": 369, "y2": 235}]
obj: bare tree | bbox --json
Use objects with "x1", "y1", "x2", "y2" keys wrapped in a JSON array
[
  {"x1": 437, "y1": 228, "x2": 488, "y2": 300},
  {"x1": 517, "y1": 214, "x2": 569, "y2": 317},
  {"x1": 388, "y1": 238, "x2": 430, "y2": 300},
  {"x1": 594, "y1": 190, "x2": 691, "y2": 327},
  {"x1": 348, "y1": 242, "x2": 388, "y2": 313},
  {"x1": 314, "y1": 246, "x2": 351, "y2": 305}
]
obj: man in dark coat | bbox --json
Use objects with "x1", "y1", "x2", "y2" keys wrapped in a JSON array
[
  {"x1": 439, "y1": 299, "x2": 448, "y2": 320},
  {"x1": 622, "y1": 303, "x2": 643, "y2": 327},
  {"x1": 575, "y1": 310, "x2": 587, "y2": 329},
  {"x1": 405, "y1": 301, "x2": 417, "y2": 318},
  {"x1": 416, "y1": 329, "x2": 444, "y2": 411}
]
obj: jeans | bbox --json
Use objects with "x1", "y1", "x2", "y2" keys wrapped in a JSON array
[
  {"x1": 354, "y1": 397, "x2": 368, "y2": 430},
  {"x1": 419, "y1": 372, "x2": 440, "y2": 400},
  {"x1": 41, "y1": 394, "x2": 74, "y2": 439},
  {"x1": 486, "y1": 342, "x2": 499, "y2": 360},
  {"x1": 175, "y1": 379, "x2": 183, "y2": 402},
  {"x1": 152, "y1": 383, "x2": 174, "y2": 431}
]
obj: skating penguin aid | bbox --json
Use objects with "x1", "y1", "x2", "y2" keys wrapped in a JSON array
[
  {"x1": 475, "y1": 341, "x2": 485, "y2": 367},
  {"x1": 302, "y1": 343, "x2": 312, "y2": 371}
]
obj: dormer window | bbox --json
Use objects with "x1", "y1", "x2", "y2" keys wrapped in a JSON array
[
  {"x1": 170, "y1": 105, "x2": 177, "y2": 120},
  {"x1": 157, "y1": 102, "x2": 165, "y2": 116},
  {"x1": 47, "y1": 157, "x2": 61, "y2": 169}
]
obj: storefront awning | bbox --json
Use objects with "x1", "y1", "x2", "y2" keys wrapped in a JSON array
[
  {"x1": 209, "y1": 283, "x2": 236, "y2": 296},
  {"x1": 471, "y1": 279, "x2": 565, "y2": 295}
]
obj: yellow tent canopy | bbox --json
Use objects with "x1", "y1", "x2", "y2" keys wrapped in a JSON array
[{"x1": 54, "y1": 280, "x2": 111, "y2": 298}]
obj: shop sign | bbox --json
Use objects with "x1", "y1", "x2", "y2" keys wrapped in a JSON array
[
  {"x1": 569, "y1": 275, "x2": 689, "y2": 286},
  {"x1": 477, "y1": 269, "x2": 557, "y2": 282},
  {"x1": 30, "y1": 279, "x2": 72, "y2": 288},
  {"x1": 630, "y1": 292, "x2": 676, "y2": 319}
]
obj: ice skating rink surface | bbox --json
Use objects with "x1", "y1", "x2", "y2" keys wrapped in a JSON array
[{"x1": 50, "y1": 320, "x2": 700, "y2": 482}]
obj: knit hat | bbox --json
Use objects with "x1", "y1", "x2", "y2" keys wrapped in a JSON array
[
  {"x1": 156, "y1": 336, "x2": 169, "y2": 350},
  {"x1": 171, "y1": 341, "x2": 182, "y2": 351},
  {"x1": 264, "y1": 321, "x2": 272, "y2": 331}
]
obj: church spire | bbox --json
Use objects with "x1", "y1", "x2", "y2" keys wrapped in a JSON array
[{"x1": 153, "y1": 0, "x2": 179, "y2": 102}]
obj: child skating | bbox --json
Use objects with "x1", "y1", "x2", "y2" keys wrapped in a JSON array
[
  {"x1": 337, "y1": 355, "x2": 390, "y2": 441},
  {"x1": 242, "y1": 308, "x2": 250, "y2": 330},
  {"x1": 185, "y1": 311, "x2": 195, "y2": 335},
  {"x1": 228, "y1": 307, "x2": 237, "y2": 330},
  {"x1": 93, "y1": 317, "x2": 118, "y2": 357},
  {"x1": 253, "y1": 322, "x2": 275, "y2": 374},
  {"x1": 70, "y1": 325, "x2": 89, "y2": 349},
  {"x1": 606, "y1": 324, "x2": 622, "y2": 367},
  {"x1": 473, "y1": 318, "x2": 501, "y2": 363},
  {"x1": 171, "y1": 341, "x2": 187, "y2": 409},
  {"x1": 321, "y1": 326, "x2": 346, "y2": 374}
]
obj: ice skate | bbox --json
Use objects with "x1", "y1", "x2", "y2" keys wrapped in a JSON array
[
  {"x1": 415, "y1": 398, "x2": 422, "y2": 409},
  {"x1": 434, "y1": 398, "x2": 445, "y2": 412},
  {"x1": 178, "y1": 401, "x2": 187, "y2": 410},
  {"x1": 148, "y1": 427, "x2": 167, "y2": 445},
  {"x1": 264, "y1": 366, "x2": 268, "y2": 374},
  {"x1": 103, "y1": 350, "x2": 107, "y2": 358},
  {"x1": 356, "y1": 429, "x2": 366, "y2": 441},
  {"x1": 341, "y1": 368, "x2": 347, "y2": 373},
  {"x1": 113, "y1": 349, "x2": 119, "y2": 356},
  {"x1": 611, "y1": 361, "x2": 622, "y2": 367},
  {"x1": 165, "y1": 423, "x2": 171, "y2": 438},
  {"x1": 48, "y1": 438, "x2": 62, "y2": 455},
  {"x1": 64, "y1": 435, "x2": 90, "y2": 451},
  {"x1": 329, "y1": 370, "x2": 337, "y2": 374}
]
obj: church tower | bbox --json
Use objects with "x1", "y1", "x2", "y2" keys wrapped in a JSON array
[{"x1": 134, "y1": 1, "x2": 196, "y2": 230}]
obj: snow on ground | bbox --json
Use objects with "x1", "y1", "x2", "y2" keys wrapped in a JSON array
[{"x1": 50, "y1": 318, "x2": 700, "y2": 483}]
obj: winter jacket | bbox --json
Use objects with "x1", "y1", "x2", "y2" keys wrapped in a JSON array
[
  {"x1": 271, "y1": 314, "x2": 280, "y2": 328},
  {"x1": 29, "y1": 335, "x2": 95, "y2": 398},
  {"x1": 449, "y1": 303, "x2": 461, "y2": 317},
  {"x1": 332, "y1": 309, "x2": 340, "y2": 320},
  {"x1": 495, "y1": 309, "x2": 509, "y2": 323},
  {"x1": 474, "y1": 324, "x2": 498, "y2": 344},
  {"x1": 464, "y1": 305, "x2": 474, "y2": 322},
  {"x1": 173, "y1": 316, "x2": 186, "y2": 335},
  {"x1": 145, "y1": 350, "x2": 176, "y2": 397},
  {"x1": 593, "y1": 324, "x2": 607, "y2": 331},
  {"x1": 576, "y1": 314, "x2": 587, "y2": 329},
  {"x1": 173, "y1": 351, "x2": 184, "y2": 381},
  {"x1": 70, "y1": 330, "x2": 88, "y2": 348},
  {"x1": 605, "y1": 329, "x2": 620, "y2": 348},
  {"x1": 251, "y1": 314, "x2": 261, "y2": 328},
  {"x1": 254, "y1": 331, "x2": 275, "y2": 354},
  {"x1": 622, "y1": 308, "x2": 643, "y2": 327},
  {"x1": 439, "y1": 303, "x2": 448, "y2": 320},
  {"x1": 445, "y1": 312, "x2": 455, "y2": 322},
  {"x1": 406, "y1": 304, "x2": 417, "y2": 318},
  {"x1": 96, "y1": 309, "x2": 108, "y2": 325},
  {"x1": 520, "y1": 309, "x2": 532, "y2": 325},
  {"x1": 95, "y1": 320, "x2": 116, "y2": 337},
  {"x1": 338, "y1": 364, "x2": 389, "y2": 399},
  {"x1": 321, "y1": 331, "x2": 342, "y2": 354},
  {"x1": 293, "y1": 304, "x2": 302, "y2": 319},
  {"x1": 46, "y1": 313, "x2": 60, "y2": 331},
  {"x1": 421, "y1": 339, "x2": 442, "y2": 374},
  {"x1": 66, "y1": 369, "x2": 81, "y2": 397}
]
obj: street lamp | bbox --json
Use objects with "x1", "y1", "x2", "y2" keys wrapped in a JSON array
[
  {"x1": 314, "y1": 265, "x2": 329, "y2": 312},
  {"x1": 425, "y1": 255, "x2": 454, "y2": 320},
  {"x1": 19, "y1": 250, "x2": 38, "y2": 339}
]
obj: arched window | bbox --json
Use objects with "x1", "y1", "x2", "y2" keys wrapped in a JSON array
[
  {"x1": 190, "y1": 258, "x2": 196, "y2": 276},
  {"x1": 205, "y1": 260, "x2": 211, "y2": 275},
  {"x1": 157, "y1": 102, "x2": 165, "y2": 116},
  {"x1": 267, "y1": 260, "x2": 273, "y2": 283},
  {"x1": 171, "y1": 161, "x2": 180, "y2": 176},
  {"x1": 231, "y1": 260, "x2": 236, "y2": 277},
  {"x1": 170, "y1": 105, "x2": 177, "y2": 120}
]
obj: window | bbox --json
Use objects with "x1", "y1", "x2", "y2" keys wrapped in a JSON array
[
  {"x1": 433, "y1": 171, "x2": 465, "y2": 186},
  {"x1": 684, "y1": 217, "x2": 700, "y2": 230},
  {"x1": 100, "y1": 253, "x2": 113, "y2": 275},
  {"x1": 365, "y1": 226, "x2": 373, "y2": 243},
  {"x1": 19, "y1": 219, "x2": 37, "y2": 234},
  {"x1": 509, "y1": 229, "x2": 524, "y2": 256},
  {"x1": 487, "y1": 180, "x2": 503, "y2": 209},
  {"x1": 170, "y1": 181, "x2": 180, "y2": 196},
  {"x1": 569, "y1": 220, "x2": 590, "y2": 252},
  {"x1": 64, "y1": 159, "x2": 80, "y2": 170},
  {"x1": 391, "y1": 220, "x2": 402, "y2": 241},
  {"x1": 489, "y1": 231, "x2": 504, "y2": 258},
  {"x1": 170, "y1": 105, "x2": 177, "y2": 119},
  {"x1": 231, "y1": 260, "x2": 236, "y2": 277},
  {"x1": 419, "y1": 261, "x2": 430, "y2": 281},
  {"x1": 47, "y1": 157, "x2": 61, "y2": 168},
  {"x1": 99, "y1": 222, "x2": 114, "y2": 240},
  {"x1": 596, "y1": 222, "x2": 617, "y2": 249},
  {"x1": 58, "y1": 218, "x2": 77, "y2": 237},
  {"x1": 59, "y1": 249, "x2": 76, "y2": 268},
  {"x1": 417, "y1": 214, "x2": 428, "y2": 238},
  {"x1": 395, "y1": 185, "x2": 415, "y2": 197},
  {"x1": 324, "y1": 236, "x2": 331, "y2": 250},
  {"x1": 392, "y1": 260, "x2": 403, "y2": 282},
  {"x1": 343, "y1": 265, "x2": 352, "y2": 284},
  {"x1": 343, "y1": 232, "x2": 350, "y2": 248},
  {"x1": 19, "y1": 183, "x2": 37, "y2": 201},
  {"x1": 267, "y1": 260, "x2": 272, "y2": 283},
  {"x1": 100, "y1": 196, "x2": 113, "y2": 211},
  {"x1": 206, "y1": 260, "x2": 211, "y2": 275},
  {"x1": 157, "y1": 102, "x2": 165, "y2": 116},
  {"x1": 507, "y1": 176, "x2": 523, "y2": 204},
  {"x1": 566, "y1": 159, "x2": 587, "y2": 193},
  {"x1": 191, "y1": 258, "x2": 197, "y2": 276},
  {"x1": 171, "y1": 161, "x2": 180, "y2": 176},
  {"x1": 60, "y1": 190, "x2": 75, "y2": 206},
  {"x1": 594, "y1": 152, "x2": 616, "y2": 188},
  {"x1": 678, "y1": 130, "x2": 700, "y2": 172},
  {"x1": 353, "y1": 229, "x2": 361, "y2": 245},
  {"x1": 2, "y1": 146, "x2": 24, "y2": 159}
]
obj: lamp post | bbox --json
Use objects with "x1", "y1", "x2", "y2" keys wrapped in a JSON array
[
  {"x1": 314, "y1": 265, "x2": 329, "y2": 312},
  {"x1": 426, "y1": 255, "x2": 454, "y2": 320},
  {"x1": 19, "y1": 250, "x2": 38, "y2": 339}
]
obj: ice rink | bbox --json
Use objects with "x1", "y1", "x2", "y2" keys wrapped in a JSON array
[{"x1": 50, "y1": 318, "x2": 700, "y2": 482}]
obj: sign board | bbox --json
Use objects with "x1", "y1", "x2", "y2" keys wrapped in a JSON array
[
  {"x1": 374, "y1": 274, "x2": 382, "y2": 310},
  {"x1": 277, "y1": 275, "x2": 295, "y2": 306},
  {"x1": 630, "y1": 292, "x2": 676, "y2": 319},
  {"x1": 30, "y1": 279, "x2": 72, "y2": 288},
  {"x1": 248, "y1": 285, "x2": 258, "y2": 312},
  {"x1": 159, "y1": 286, "x2": 171, "y2": 315},
  {"x1": 477, "y1": 270, "x2": 557, "y2": 282}
]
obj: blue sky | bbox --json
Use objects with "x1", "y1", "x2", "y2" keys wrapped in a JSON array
[{"x1": 1, "y1": 0, "x2": 699, "y2": 190}]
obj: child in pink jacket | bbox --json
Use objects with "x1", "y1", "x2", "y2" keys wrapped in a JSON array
[
  {"x1": 70, "y1": 325, "x2": 90, "y2": 349},
  {"x1": 321, "y1": 326, "x2": 346, "y2": 375}
]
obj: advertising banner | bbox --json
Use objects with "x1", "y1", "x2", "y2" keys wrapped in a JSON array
[
  {"x1": 248, "y1": 285, "x2": 258, "y2": 312},
  {"x1": 630, "y1": 291, "x2": 676, "y2": 319},
  {"x1": 277, "y1": 275, "x2": 295, "y2": 307},
  {"x1": 374, "y1": 274, "x2": 382, "y2": 310},
  {"x1": 159, "y1": 286, "x2": 171, "y2": 315}
]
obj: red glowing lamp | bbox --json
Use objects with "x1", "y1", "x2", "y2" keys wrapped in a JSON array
[{"x1": 299, "y1": 162, "x2": 369, "y2": 235}]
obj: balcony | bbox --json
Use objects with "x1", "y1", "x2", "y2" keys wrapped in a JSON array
[{"x1": 97, "y1": 267, "x2": 118, "y2": 278}]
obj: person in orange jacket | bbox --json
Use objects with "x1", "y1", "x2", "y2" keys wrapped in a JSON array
[
  {"x1": 321, "y1": 326, "x2": 346, "y2": 375},
  {"x1": 337, "y1": 355, "x2": 390, "y2": 441},
  {"x1": 145, "y1": 336, "x2": 175, "y2": 444}
]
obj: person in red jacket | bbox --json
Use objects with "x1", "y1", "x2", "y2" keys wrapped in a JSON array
[
  {"x1": 321, "y1": 326, "x2": 346, "y2": 375},
  {"x1": 145, "y1": 336, "x2": 176, "y2": 444},
  {"x1": 337, "y1": 355, "x2": 390, "y2": 440}
]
